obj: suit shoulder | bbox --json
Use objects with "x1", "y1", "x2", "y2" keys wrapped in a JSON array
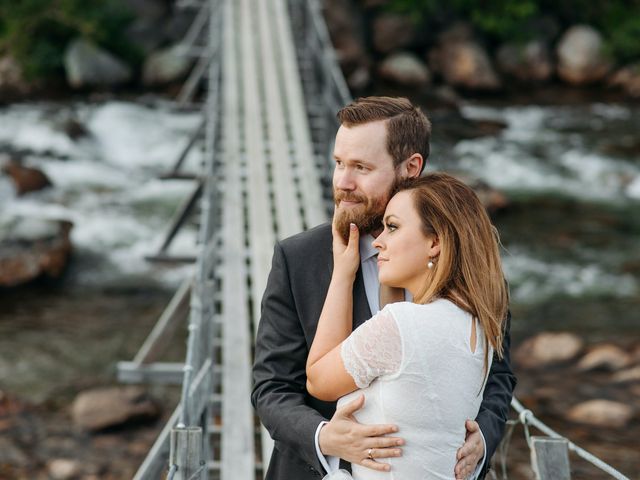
[{"x1": 278, "y1": 222, "x2": 331, "y2": 255}]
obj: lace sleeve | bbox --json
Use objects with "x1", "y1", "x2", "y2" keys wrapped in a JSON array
[{"x1": 340, "y1": 307, "x2": 402, "y2": 389}]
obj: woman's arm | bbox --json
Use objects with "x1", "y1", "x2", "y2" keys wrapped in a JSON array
[{"x1": 306, "y1": 223, "x2": 360, "y2": 401}]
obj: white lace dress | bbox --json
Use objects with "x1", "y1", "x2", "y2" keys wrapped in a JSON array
[{"x1": 338, "y1": 299, "x2": 492, "y2": 480}]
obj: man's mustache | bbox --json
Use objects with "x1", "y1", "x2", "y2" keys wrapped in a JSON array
[{"x1": 334, "y1": 192, "x2": 367, "y2": 204}]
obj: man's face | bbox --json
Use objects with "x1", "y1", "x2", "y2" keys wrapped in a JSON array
[{"x1": 332, "y1": 120, "x2": 400, "y2": 240}]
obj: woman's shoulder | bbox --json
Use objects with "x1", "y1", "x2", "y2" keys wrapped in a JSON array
[{"x1": 387, "y1": 298, "x2": 469, "y2": 319}]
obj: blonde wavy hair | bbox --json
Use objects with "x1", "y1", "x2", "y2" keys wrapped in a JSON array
[{"x1": 394, "y1": 173, "x2": 508, "y2": 373}]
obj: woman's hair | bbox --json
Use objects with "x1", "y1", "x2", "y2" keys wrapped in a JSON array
[{"x1": 394, "y1": 173, "x2": 508, "y2": 373}]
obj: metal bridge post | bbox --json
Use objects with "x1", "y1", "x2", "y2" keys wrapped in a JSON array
[{"x1": 169, "y1": 426, "x2": 205, "y2": 480}]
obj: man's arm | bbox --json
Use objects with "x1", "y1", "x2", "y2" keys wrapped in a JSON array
[
  {"x1": 251, "y1": 242, "x2": 328, "y2": 473},
  {"x1": 475, "y1": 309, "x2": 516, "y2": 477}
]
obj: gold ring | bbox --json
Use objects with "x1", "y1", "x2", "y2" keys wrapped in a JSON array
[{"x1": 367, "y1": 448, "x2": 374, "y2": 460}]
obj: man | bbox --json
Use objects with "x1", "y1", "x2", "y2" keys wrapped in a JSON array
[{"x1": 252, "y1": 96, "x2": 516, "y2": 479}]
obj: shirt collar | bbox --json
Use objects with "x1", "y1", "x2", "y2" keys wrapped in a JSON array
[{"x1": 359, "y1": 233, "x2": 378, "y2": 261}]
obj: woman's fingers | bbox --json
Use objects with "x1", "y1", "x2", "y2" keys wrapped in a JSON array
[{"x1": 347, "y1": 223, "x2": 359, "y2": 251}]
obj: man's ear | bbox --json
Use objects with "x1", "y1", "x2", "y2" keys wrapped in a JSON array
[{"x1": 403, "y1": 154, "x2": 423, "y2": 178}]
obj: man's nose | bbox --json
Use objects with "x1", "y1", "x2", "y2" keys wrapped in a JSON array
[{"x1": 334, "y1": 169, "x2": 355, "y2": 190}]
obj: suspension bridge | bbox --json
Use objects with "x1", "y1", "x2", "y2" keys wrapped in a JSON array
[{"x1": 116, "y1": 1, "x2": 632, "y2": 479}]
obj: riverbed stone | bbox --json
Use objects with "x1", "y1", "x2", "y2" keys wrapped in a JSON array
[
  {"x1": 577, "y1": 344, "x2": 631, "y2": 372},
  {"x1": 612, "y1": 365, "x2": 640, "y2": 384},
  {"x1": 47, "y1": 459, "x2": 81, "y2": 480},
  {"x1": 566, "y1": 399, "x2": 634, "y2": 428},
  {"x1": 64, "y1": 39, "x2": 132, "y2": 88},
  {"x1": 454, "y1": 174, "x2": 509, "y2": 213},
  {"x1": 556, "y1": 25, "x2": 612, "y2": 85},
  {"x1": 514, "y1": 332, "x2": 584, "y2": 369},
  {"x1": 429, "y1": 24, "x2": 501, "y2": 91},
  {"x1": 1, "y1": 159, "x2": 52, "y2": 196},
  {"x1": 0, "y1": 216, "x2": 73, "y2": 287},
  {"x1": 609, "y1": 63, "x2": 640, "y2": 98},
  {"x1": 496, "y1": 40, "x2": 553, "y2": 83},
  {"x1": 142, "y1": 44, "x2": 193, "y2": 86},
  {"x1": 71, "y1": 386, "x2": 160, "y2": 432},
  {"x1": 0, "y1": 55, "x2": 32, "y2": 99},
  {"x1": 378, "y1": 52, "x2": 431, "y2": 87},
  {"x1": 372, "y1": 13, "x2": 417, "y2": 54},
  {"x1": 324, "y1": 0, "x2": 370, "y2": 82}
]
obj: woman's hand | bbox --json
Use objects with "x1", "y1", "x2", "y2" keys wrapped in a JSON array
[{"x1": 332, "y1": 216, "x2": 360, "y2": 280}]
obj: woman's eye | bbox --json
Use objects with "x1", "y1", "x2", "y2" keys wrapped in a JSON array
[{"x1": 386, "y1": 223, "x2": 397, "y2": 232}]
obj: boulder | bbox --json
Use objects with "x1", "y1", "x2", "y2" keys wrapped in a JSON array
[
  {"x1": 556, "y1": 25, "x2": 612, "y2": 85},
  {"x1": 514, "y1": 332, "x2": 584, "y2": 369},
  {"x1": 0, "y1": 216, "x2": 72, "y2": 287},
  {"x1": 324, "y1": 0, "x2": 370, "y2": 82},
  {"x1": 454, "y1": 174, "x2": 509, "y2": 213},
  {"x1": 64, "y1": 39, "x2": 132, "y2": 88},
  {"x1": 496, "y1": 40, "x2": 553, "y2": 83},
  {"x1": 372, "y1": 13, "x2": 417, "y2": 54},
  {"x1": 0, "y1": 55, "x2": 31, "y2": 99},
  {"x1": 47, "y1": 459, "x2": 81, "y2": 480},
  {"x1": 612, "y1": 366, "x2": 640, "y2": 384},
  {"x1": 577, "y1": 344, "x2": 631, "y2": 372},
  {"x1": 1, "y1": 159, "x2": 52, "y2": 196},
  {"x1": 71, "y1": 386, "x2": 161, "y2": 431},
  {"x1": 429, "y1": 25, "x2": 501, "y2": 91},
  {"x1": 609, "y1": 63, "x2": 640, "y2": 98},
  {"x1": 378, "y1": 52, "x2": 431, "y2": 87},
  {"x1": 566, "y1": 399, "x2": 634, "y2": 428},
  {"x1": 142, "y1": 44, "x2": 193, "y2": 86}
]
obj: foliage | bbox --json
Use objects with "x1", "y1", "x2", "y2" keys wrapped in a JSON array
[
  {"x1": 0, "y1": 0, "x2": 135, "y2": 80},
  {"x1": 386, "y1": 0, "x2": 640, "y2": 62}
]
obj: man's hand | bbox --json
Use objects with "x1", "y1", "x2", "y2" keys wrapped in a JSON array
[
  {"x1": 319, "y1": 395, "x2": 404, "y2": 473},
  {"x1": 455, "y1": 420, "x2": 484, "y2": 479}
]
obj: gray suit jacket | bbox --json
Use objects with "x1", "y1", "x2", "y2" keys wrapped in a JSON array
[{"x1": 251, "y1": 223, "x2": 515, "y2": 479}]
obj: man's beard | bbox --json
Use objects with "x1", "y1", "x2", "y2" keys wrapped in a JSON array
[{"x1": 333, "y1": 189, "x2": 389, "y2": 242}]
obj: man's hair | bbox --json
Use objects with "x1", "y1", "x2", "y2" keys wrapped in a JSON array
[{"x1": 337, "y1": 96, "x2": 431, "y2": 173}]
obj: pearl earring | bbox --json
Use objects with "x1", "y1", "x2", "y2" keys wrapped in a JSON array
[{"x1": 427, "y1": 259, "x2": 434, "y2": 269}]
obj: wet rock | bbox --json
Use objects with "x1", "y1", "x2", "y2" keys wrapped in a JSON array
[
  {"x1": 1, "y1": 159, "x2": 52, "y2": 196},
  {"x1": 64, "y1": 39, "x2": 132, "y2": 88},
  {"x1": 372, "y1": 13, "x2": 416, "y2": 54},
  {"x1": 142, "y1": 44, "x2": 193, "y2": 86},
  {"x1": 566, "y1": 399, "x2": 634, "y2": 428},
  {"x1": 347, "y1": 66, "x2": 371, "y2": 91},
  {"x1": 0, "y1": 55, "x2": 32, "y2": 99},
  {"x1": 71, "y1": 386, "x2": 161, "y2": 431},
  {"x1": 429, "y1": 24, "x2": 501, "y2": 91},
  {"x1": 47, "y1": 459, "x2": 81, "y2": 480},
  {"x1": 514, "y1": 332, "x2": 584, "y2": 369},
  {"x1": 609, "y1": 63, "x2": 640, "y2": 98},
  {"x1": 496, "y1": 40, "x2": 553, "y2": 83},
  {"x1": 0, "y1": 216, "x2": 73, "y2": 287},
  {"x1": 612, "y1": 366, "x2": 640, "y2": 384},
  {"x1": 556, "y1": 25, "x2": 612, "y2": 85},
  {"x1": 59, "y1": 118, "x2": 92, "y2": 141},
  {"x1": 577, "y1": 344, "x2": 631, "y2": 372},
  {"x1": 454, "y1": 174, "x2": 509, "y2": 213},
  {"x1": 378, "y1": 52, "x2": 431, "y2": 87}
]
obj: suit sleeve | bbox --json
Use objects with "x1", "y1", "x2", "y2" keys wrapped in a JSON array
[
  {"x1": 251, "y1": 242, "x2": 327, "y2": 473},
  {"x1": 475, "y1": 309, "x2": 517, "y2": 477}
]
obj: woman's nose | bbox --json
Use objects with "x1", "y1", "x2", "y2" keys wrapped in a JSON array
[{"x1": 372, "y1": 235, "x2": 384, "y2": 251}]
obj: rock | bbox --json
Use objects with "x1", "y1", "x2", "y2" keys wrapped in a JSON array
[
  {"x1": 125, "y1": 18, "x2": 167, "y2": 55},
  {"x1": 609, "y1": 63, "x2": 640, "y2": 98},
  {"x1": 372, "y1": 13, "x2": 416, "y2": 54},
  {"x1": 612, "y1": 366, "x2": 640, "y2": 384},
  {"x1": 126, "y1": 0, "x2": 167, "y2": 20},
  {"x1": 347, "y1": 66, "x2": 371, "y2": 91},
  {"x1": 454, "y1": 174, "x2": 509, "y2": 213},
  {"x1": 577, "y1": 344, "x2": 631, "y2": 371},
  {"x1": 47, "y1": 459, "x2": 81, "y2": 480},
  {"x1": 0, "y1": 55, "x2": 31, "y2": 99},
  {"x1": 142, "y1": 44, "x2": 193, "y2": 86},
  {"x1": 59, "y1": 118, "x2": 92, "y2": 141},
  {"x1": 71, "y1": 386, "x2": 161, "y2": 431},
  {"x1": 378, "y1": 52, "x2": 431, "y2": 87},
  {"x1": 556, "y1": 25, "x2": 612, "y2": 85},
  {"x1": 1, "y1": 159, "x2": 52, "y2": 195},
  {"x1": 496, "y1": 40, "x2": 553, "y2": 83},
  {"x1": 0, "y1": 216, "x2": 73, "y2": 287},
  {"x1": 566, "y1": 399, "x2": 634, "y2": 428},
  {"x1": 514, "y1": 332, "x2": 584, "y2": 369},
  {"x1": 429, "y1": 25, "x2": 501, "y2": 91},
  {"x1": 64, "y1": 39, "x2": 132, "y2": 88},
  {"x1": 324, "y1": 0, "x2": 370, "y2": 80}
]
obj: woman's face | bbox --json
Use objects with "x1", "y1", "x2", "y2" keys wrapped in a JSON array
[{"x1": 372, "y1": 190, "x2": 439, "y2": 297}]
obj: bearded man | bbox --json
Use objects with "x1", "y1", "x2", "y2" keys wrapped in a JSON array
[{"x1": 252, "y1": 96, "x2": 515, "y2": 480}]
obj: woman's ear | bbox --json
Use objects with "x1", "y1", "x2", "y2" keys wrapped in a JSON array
[{"x1": 427, "y1": 235, "x2": 440, "y2": 258}]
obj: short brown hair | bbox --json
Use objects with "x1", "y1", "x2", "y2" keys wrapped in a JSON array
[{"x1": 337, "y1": 96, "x2": 431, "y2": 173}]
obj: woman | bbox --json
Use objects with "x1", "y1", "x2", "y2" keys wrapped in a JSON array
[{"x1": 306, "y1": 173, "x2": 508, "y2": 479}]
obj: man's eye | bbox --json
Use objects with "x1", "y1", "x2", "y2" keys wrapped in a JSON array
[{"x1": 355, "y1": 164, "x2": 366, "y2": 171}]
